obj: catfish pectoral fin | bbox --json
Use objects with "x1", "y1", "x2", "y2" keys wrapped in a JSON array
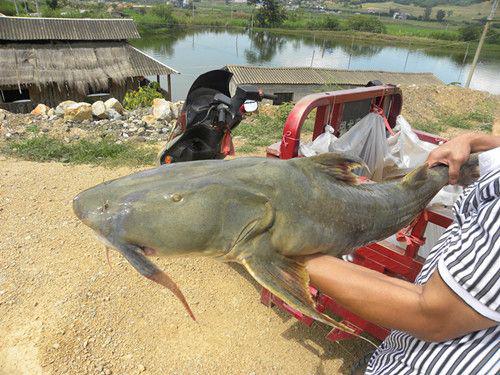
[
  {"x1": 117, "y1": 244, "x2": 196, "y2": 321},
  {"x1": 146, "y1": 270, "x2": 196, "y2": 321},
  {"x1": 241, "y1": 253, "x2": 355, "y2": 335}
]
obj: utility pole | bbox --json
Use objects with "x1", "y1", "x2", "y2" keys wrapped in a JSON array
[
  {"x1": 13, "y1": 0, "x2": 20, "y2": 15},
  {"x1": 465, "y1": 0, "x2": 498, "y2": 88}
]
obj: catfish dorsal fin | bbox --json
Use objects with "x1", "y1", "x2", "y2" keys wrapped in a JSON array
[
  {"x1": 308, "y1": 152, "x2": 370, "y2": 184},
  {"x1": 401, "y1": 164, "x2": 428, "y2": 189}
]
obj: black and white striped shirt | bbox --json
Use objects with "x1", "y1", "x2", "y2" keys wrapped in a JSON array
[{"x1": 366, "y1": 149, "x2": 500, "y2": 375}]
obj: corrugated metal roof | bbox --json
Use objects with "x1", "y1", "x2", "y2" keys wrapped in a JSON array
[
  {"x1": 0, "y1": 16, "x2": 140, "y2": 41},
  {"x1": 0, "y1": 41, "x2": 177, "y2": 88},
  {"x1": 226, "y1": 65, "x2": 443, "y2": 86}
]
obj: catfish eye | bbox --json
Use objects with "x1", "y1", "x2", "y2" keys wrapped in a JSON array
[{"x1": 171, "y1": 193, "x2": 183, "y2": 202}]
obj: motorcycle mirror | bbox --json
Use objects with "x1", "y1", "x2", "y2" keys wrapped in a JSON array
[{"x1": 243, "y1": 100, "x2": 258, "y2": 113}]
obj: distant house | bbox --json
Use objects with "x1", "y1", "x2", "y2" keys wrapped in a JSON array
[
  {"x1": 0, "y1": 17, "x2": 178, "y2": 113},
  {"x1": 393, "y1": 12, "x2": 409, "y2": 20},
  {"x1": 226, "y1": 65, "x2": 442, "y2": 104}
]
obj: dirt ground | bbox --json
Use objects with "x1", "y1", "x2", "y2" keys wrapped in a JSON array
[{"x1": 0, "y1": 158, "x2": 371, "y2": 375}]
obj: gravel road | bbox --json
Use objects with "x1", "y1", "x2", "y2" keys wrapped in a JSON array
[{"x1": 0, "y1": 158, "x2": 370, "y2": 375}]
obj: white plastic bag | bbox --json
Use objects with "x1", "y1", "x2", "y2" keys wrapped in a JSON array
[
  {"x1": 299, "y1": 125, "x2": 337, "y2": 157},
  {"x1": 331, "y1": 112, "x2": 389, "y2": 181},
  {"x1": 386, "y1": 116, "x2": 437, "y2": 170}
]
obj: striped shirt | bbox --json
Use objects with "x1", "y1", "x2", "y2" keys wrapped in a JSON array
[{"x1": 366, "y1": 148, "x2": 500, "y2": 375}]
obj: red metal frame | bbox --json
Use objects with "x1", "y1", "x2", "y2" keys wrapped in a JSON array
[
  {"x1": 261, "y1": 86, "x2": 453, "y2": 343},
  {"x1": 267, "y1": 85, "x2": 403, "y2": 159}
]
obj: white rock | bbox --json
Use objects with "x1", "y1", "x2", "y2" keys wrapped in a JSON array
[
  {"x1": 91, "y1": 101, "x2": 108, "y2": 119},
  {"x1": 55, "y1": 100, "x2": 77, "y2": 116},
  {"x1": 104, "y1": 98, "x2": 124, "y2": 115},
  {"x1": 169, "y1": 101, "x2": 180, "y2": 119},
  {"x1": 152, "y1": 98, "x2": 172, "y2": 121},
  {"x1": 142, "y1": 114, "x2": 157, "y2": 125},
  {"x1": 107, "y1": 109, "x2": 122, "y2": 120},
  {"x1": 63, "y1": 102, "x2": 92, "y2": 122}
]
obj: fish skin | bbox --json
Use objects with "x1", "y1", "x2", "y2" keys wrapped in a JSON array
[{"x1": 73, "y1": 152, "x2": 479, "y2": 334}]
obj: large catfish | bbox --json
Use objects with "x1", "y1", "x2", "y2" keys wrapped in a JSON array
[{"x1": 73, "y1": 153, "x2": 478, "y2": 334}]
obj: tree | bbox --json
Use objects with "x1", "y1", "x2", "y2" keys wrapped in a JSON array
[
  {"x1": 255, "y1": 0, "x2": 287, "y2": 27},
  {"x1": 436, "y1": 9, "x2": 445, "y2": 22},
  {"x1": 46, "y1": 0, "x2": 58, "y2": 10},
  {"x1": 423, "y1": 6, "x2": 432, "y2": 21}
]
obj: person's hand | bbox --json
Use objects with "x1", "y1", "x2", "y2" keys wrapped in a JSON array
[{"x1": 426, "y1": 134, "x2": 473, "y2": 185}]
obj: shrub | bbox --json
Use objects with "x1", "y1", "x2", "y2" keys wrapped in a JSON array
[
  {"x1": 123, "y1": 83, "x2": 163, "y2": 110},
  {"x1": 346, "y1": 15, "x2": 386, "y2": 34},
  {"x1": 458, "y1": 24, "x2": 482, "y2": 41},
  {"x1": 151, "y1": 3, "x2": 177, "y2": 27},
  {"x1": 322, "y1": 16, "x2": 342, "y2": 31},
  {"x1": 0, "y1": 0, "x2": 19, "y2": 15}
]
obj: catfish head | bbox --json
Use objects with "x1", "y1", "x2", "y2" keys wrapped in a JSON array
[{"x1": 73, "y1": 160, "x2": 275, "y2": 320}]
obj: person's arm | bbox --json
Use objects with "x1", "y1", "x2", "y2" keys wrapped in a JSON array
[
  {"x1": 426, "y1": 133, "x2": 500, "y2": 184},
  {"x1": 303, "y1": 134, "x2": 500, "y2": 342},
  {"x1": 304, "y1": 255, "x2": 497, "y2": 342}
]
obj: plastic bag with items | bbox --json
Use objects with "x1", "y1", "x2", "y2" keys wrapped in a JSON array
[
  {"x1": 299, "y1": 125, "x2": 337, "y2": 157},
  {"x1": 299, "y1": 112, "x2": 390, "y2": 181},
  {"x1": 298, "y1": 112, "x2": 464, "y2": 207},
  {"x1": 386, "y1": 116, "x2": 437, "y2": 170}
]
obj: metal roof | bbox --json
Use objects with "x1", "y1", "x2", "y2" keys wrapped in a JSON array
[
  {"x1": 0, "y1": 16, "x2": 140, "y2": 41},
  {"x1": 0, "y1": 41, "x2": 178, "y2": 88},
  {"x1": 226, "y1": 65, "x2": 443, "y2": 86}
]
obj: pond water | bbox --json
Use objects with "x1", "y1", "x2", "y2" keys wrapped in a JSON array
[{"x1": 132, "y1": 28, "x2": 500, "y2": 100}]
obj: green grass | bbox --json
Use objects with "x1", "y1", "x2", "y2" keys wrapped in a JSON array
[
  {"x1": 385, "y1": 23, "x2": 458, "y2": 40},
  {"x1": 233, "y1": 103, "x2": 295, "y2": 153},
  {"x1": 1, "y1": 136, "x2": 157, "y2": 167},
  {"x1": 413, "y1": 108, "x2": 494, "y2": 134},
  {"x1": 233, "y1": 103, "x2": 316, "y2": 153},
  {"x1": 25, "y1": 125, "x2": 40, "y2": 133}
]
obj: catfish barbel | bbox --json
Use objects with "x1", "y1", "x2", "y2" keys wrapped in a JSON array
[{"x1": 73, "y1": 152, "x2": 479, "y2": 335}]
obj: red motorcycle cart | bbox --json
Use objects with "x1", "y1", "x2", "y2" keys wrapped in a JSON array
[{"x1": 261, "y1": 85, "x2": 451, "y2": 342}]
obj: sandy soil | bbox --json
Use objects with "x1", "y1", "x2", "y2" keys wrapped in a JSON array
[{"x1": 0, "y1": 158, "x2": 371, "y2": 375}]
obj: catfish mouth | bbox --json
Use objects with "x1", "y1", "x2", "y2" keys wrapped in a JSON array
[{"x1": 94, "y1": 234, "x2": 196, "y2": 321}]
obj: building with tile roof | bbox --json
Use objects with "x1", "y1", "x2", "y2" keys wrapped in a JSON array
[{"x1": 0, "y1": 17, "x2": 178, "y2": 112}]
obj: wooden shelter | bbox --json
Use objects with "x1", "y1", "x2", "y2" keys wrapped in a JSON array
[
  {"x1": 0, "y1": 17, "x2": 178, "y2": 113},
  {"x1": 226, "y1": 65, "x2": 443, "y2": 103}
]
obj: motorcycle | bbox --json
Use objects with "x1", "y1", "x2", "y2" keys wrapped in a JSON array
[{"x1": 158, "y1": 69, "x2": 276, "y2": 165}]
